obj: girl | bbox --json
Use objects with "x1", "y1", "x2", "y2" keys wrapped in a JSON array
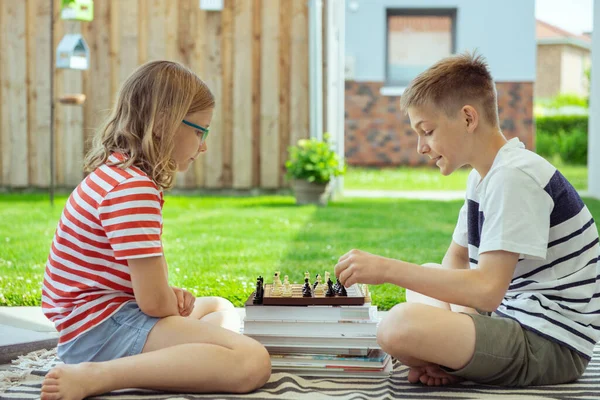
[{"x1": 40, "y1": 61, "x2": 271, "y2": 400}]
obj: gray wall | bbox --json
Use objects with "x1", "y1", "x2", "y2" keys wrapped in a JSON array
[{"x1": 345, "y1": 0, "x2": 536, "y2": 82}]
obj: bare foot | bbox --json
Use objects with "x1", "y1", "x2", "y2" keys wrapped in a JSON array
[
  {"x1": 41, "y1": 363, "x2": 106, "y2": 400},
  {"x1": 407, "y1": 365, "x2": 464, "y2": 386}
]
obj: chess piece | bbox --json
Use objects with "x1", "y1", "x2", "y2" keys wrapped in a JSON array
[
  {"x1": 325, "y1": 278, "x2": 335, "y2": 297},
  {"x1": 324, "y1": 271, "x2": 330, "y2": 283},
  {"x1": 313, "y1": 274, "x2": 320, "y2": 289},
  {"x1": 284, "y1": 275, "x2": 290, "y2": 285},
  {"x1": 283, "y1": 280, "x2": 292, "y2": 297},
  {"x1": 305, "y1": 271, "x2": 310, "y2": 281},
  {"x1": 314, "y1": 279, "x2": 325, "y2": 296},
  {"x1": 362, "y1": 284, "x2": 371, "y2": 303},
  {"x1": 302, "y1": 277, "x2": 312, "y2": 297},
  {"x1": 253, "y1": 276, "x2": 264, "y2": 304},
  {"x1": 338, "y1": 285, "x2": 347, "y2": 296},
  {"x1": 333, "y1": 278, "x2": 341, "y2": 294}
]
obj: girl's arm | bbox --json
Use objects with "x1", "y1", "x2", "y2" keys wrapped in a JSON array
[{"x1": 128, "y1": 256, "x2": 180, "y2": 317}]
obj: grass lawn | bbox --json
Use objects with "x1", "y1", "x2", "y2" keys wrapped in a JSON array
[
  {"x1": 344, "y1": 162, "x2": 588, "y2": 191},
  {"x1": 2, "y1": 193, "x2": 600, "y2": 311}
]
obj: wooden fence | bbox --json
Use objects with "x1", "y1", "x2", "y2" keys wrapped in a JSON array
[{"x1": 0, "y1": 0, "x2": 322, "y2": 189}]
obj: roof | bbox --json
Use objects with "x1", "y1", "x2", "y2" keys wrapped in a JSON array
[{"x1": 536, "y1": 19, "x2": 591, "y2": 50}]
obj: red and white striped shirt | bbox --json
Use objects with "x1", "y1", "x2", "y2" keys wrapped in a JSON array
[{"x1": 42, "y1": 153, "x2": 164, "y2": 345}]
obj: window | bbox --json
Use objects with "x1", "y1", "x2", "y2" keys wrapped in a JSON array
[{"x1": 386, "y1": 9, "x2": 457, "y2": 86}]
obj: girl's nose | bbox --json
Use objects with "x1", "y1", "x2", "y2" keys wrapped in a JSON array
[{"x1": 199, "y1": 141, "x2": 208, "y2": 153}]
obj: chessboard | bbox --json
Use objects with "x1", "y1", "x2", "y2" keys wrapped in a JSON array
[{"x1": 255, "y1": 283, "x2": 365, "y2": 306}]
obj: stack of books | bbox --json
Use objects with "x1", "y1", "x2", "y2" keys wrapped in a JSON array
[{"x1": 242, "y1": 293, "x2": 392, "y2": 378}]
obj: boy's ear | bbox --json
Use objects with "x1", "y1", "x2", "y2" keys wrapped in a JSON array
[{"x1": 462, "y1": 105, "x2": 479, "y2": 133}]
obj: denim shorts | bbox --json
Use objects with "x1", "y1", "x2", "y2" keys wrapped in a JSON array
[{"x1": 57, "y1": 301, "x2": 160, "y2": 364}]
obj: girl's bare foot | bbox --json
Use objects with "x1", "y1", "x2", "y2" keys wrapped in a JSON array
[
  {"x1": 407, "y1": 365, "x2": 464, "y2": 386},
  {"x1": 41, "y1": 363, "x2": 107, "y2": 400}
]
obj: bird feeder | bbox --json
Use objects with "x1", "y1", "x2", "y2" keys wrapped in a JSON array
[
  {"x1": 60, "y1": 0, "x2": 94, "y2": 21},
  {"x1": 56, "y1": 33, "x2": 89, "y2": 70}
]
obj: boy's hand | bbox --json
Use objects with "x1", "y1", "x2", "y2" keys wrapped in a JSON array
[
  {"x1": 334, "y1": 249, "x2": 390, "y2": 287},
  {"x1": 171, "y1": 287, "x2": 196, "y2": 317}
]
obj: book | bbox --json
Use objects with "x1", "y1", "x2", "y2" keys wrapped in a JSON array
[
  {"x1": 245, "y1": 334, "x2": 380, "y2": 349},
  {"x1": 265, "y1": 346, "x2": 369, "y2": 356},
  {"x1": 244, "y1": 303, "x2": 377, "y2": 322},
  {"x1": 272, "y1": 357, "x2": 393, "y2": 378},
  {"x1": 270, "y1": 349, "x2": 388, "y2": 368},
  {"x1": 243, "y1": 319, "x2": 379, "y2": 337}
]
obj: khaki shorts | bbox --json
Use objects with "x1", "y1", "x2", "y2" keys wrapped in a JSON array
[{"x1": 445, "y1": 313, "x2": 589, "y2": 386}]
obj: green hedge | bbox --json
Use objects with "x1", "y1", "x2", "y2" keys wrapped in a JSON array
[{"x1": 535, "y1": 115, "x2": 588, "y2": 165}]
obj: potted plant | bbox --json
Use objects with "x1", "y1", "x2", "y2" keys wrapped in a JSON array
[{"x1": 285, "y1": 134, "x2": 346, "y2": 206}]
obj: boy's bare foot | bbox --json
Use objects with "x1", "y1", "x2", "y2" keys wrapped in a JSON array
[
  {"x1": 41, "y1": 363, "x2": 106, "y2": 400},
  {"x1": 407, "y1": 365, "x2": 464, "y2": 386}
]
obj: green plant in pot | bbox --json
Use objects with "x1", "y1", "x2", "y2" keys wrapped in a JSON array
[{"x1": 285, "y1": 134, "x2": 345, "y2": 206}]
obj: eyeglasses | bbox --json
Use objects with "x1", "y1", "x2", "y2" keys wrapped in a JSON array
[{"x1": 182, "y1": 119, "x2": 210, "y2": 143}]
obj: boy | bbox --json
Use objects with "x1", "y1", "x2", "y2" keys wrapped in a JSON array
[{"x1": 334, "y1": 52, "x2": 600, "y2": 387}]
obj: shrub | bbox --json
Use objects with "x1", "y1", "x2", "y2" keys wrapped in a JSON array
[
  {"x1": 285, "y1": 135, "x2": 346, "y2": 184},
  {"x1": 535, "y1": 115, "x2": 588, "y2": 165}
]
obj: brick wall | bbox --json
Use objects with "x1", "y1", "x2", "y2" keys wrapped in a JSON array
[{"x1": 345, "y1": 81, "x2": 534, "y2": 166}]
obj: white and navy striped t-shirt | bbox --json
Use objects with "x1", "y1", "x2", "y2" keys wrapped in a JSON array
[
  {"x1": 42, "y1": 153, "x2": 164, "y2": 345},
  {"x1": 452, "y1": 138, "x2": 600, "y2": 360}
]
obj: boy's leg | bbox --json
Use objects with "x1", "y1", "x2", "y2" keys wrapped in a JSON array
[
  {"x1": 41, "y1": 317, "x2": 271, "y2": 400},
  {"x1": 387, "y1": 263, "x2": 478, "y2": 385},
  {"x1": 377, "y1": 303, "x2": 476, "y2": 385}
]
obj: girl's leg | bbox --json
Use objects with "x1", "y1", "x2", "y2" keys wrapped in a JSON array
[
  {"x1": 41, "y1": 316, "x2": 271, "y2": 400},
  {"x1": 190, "y1": 296, "x2": 241, "y2": 332}
]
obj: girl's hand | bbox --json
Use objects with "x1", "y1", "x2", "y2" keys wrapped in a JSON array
[
  {"x1": 334, "y1": 249, "x2": 390, "y2": 287},
  {"x1": 172, "y1": 287, "x2": 196, "y2": 317}
]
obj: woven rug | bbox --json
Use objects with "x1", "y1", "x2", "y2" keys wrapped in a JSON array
[{"x1": 1, "y1": 345, "x2": 599, "y2": 400}]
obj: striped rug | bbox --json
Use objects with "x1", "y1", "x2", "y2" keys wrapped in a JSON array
[{"x1": 2, "y1": 345, "x2": 599, "y2": 400}]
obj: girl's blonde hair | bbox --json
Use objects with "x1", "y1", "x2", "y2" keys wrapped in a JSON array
[{"x1": 84, "y1": 60, "x2": 215, "y2": 190}]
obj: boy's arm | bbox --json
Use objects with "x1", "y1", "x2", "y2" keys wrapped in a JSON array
[
  {"x1": 336, "y1": 249, "x2": 519, "y2": 312},
  {"x1": 441, "y1": 240, "x2": 470, "y2": 270},
  {"x1": 128, "y1": 255, "x2": 180, "y2": 318}
]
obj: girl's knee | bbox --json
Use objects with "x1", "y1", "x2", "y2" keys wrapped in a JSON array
[{"x1": 233, "y1": 344, "x2": 271, "y2": 393}]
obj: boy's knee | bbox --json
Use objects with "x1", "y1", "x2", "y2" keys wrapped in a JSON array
[{"x1": 377, "y1": 303, "x2": 421, "y2": 352}]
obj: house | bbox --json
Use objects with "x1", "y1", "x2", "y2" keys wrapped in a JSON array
[
  {"x1": 344, "y1": 0, "x2": 536, "y2": 167},
  {"x1": 536, "y1": 19, "x2": 592, "y2": 99}
]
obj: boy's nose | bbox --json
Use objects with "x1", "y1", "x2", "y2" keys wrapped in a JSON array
[{"x1": 417, "y1": 138, "x2": 429, "y2": 155}]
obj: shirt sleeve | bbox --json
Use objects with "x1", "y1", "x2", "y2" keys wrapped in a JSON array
[
  {"x1": 479, "y1": 167, "x2": 553, "y2": 260},
  {"x1": 98, "y1": 177, "x2": 164, "y2": 260},
  {"x1": 452, "y1": 199, "x2": 469, "y2": 247}
]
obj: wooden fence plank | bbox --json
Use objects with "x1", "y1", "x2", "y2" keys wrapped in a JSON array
[
  {"x1": 260, "y1": 0, "x2": 280, "y2": 188},
  {"x1": 118, "y1": 0, "x2": 138, "y2": 84},
  {"x1": 232, "y1": 0, "x2": 253, "y2": 188},
  {"x1": 278, "y1": 2, "x2": 291, "y2": 187},
  {"x1": 204, "y1": 10, "x2": 224, "y2": 188},
  {"x1": 3, "y1": 0, "x2": 29, "y2": 187},
  {"x1": 138, "y1": 0, "x2": 148, "y2": 64},
  {"x1": 83, "y1": 0, "x2": 112, "y2": 154},
  {"x1": 252, "y1": 0, "x2": 262, "y2": 187},
  {"x1": 0, "y1": 1, "x2": 5, "y2": 186},
  {"x1": 26, "y1": 0, "x2": 52, "y2": 187},
  {"x1": 289, "y1": 0, "x2": 309, "y2": 147},
  {"x1": 221, "y1": 0, "x2": 234, "y2": 187},
  {"x1": 192, "y1": 3, "x2": 207, "y2": 188},
  {"x1": 52, "y1": 0, "x2": 64, "y2": 186},
  {"x1": 147, "y1": 0, "x2": 166, "y2": 61},
  {"x1": 60, "y1": 20, "x2": 84, "y2": 187},
  {"x1": 109, "y1": 0, "x2": 120, "y2": 97}
]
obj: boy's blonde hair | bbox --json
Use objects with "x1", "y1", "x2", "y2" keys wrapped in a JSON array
[
  {"x1": 400, "y1": 51, "x2": 499, "y2": 128},
  {"x1": 84, "y1": 60, "x2": 215, "y2": 190}
]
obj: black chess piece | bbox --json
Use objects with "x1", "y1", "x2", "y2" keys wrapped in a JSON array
[
  {"x1": 302, "y1": 277, "x2": 312, "y2": 297},
  {"x1": 325, "y1": 278, "x2": 335, "y2": 297},
  {"x1": 338, "y1": 285, "x2": 347, "y2": 296},
  {"x1": 334, "y1": 278, "x2": 342, "y2": 294},
  {"x1": 253, "y1": 275, "x2": 264, "y2": 304}
]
